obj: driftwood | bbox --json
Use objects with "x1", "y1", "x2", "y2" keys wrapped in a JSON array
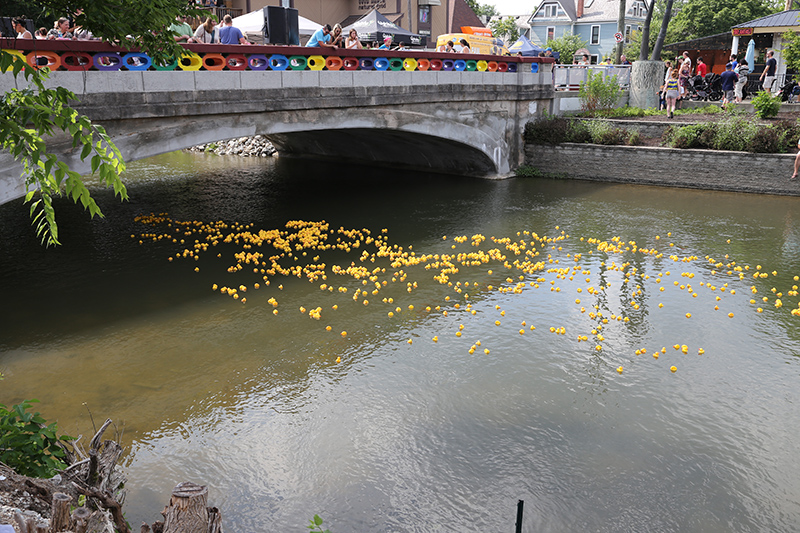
[
  {"x1": 0, "y1": 417, "x2": 125, "y2": 533},
  {"x1": 50, "y1": 492, "x2": 72, "y2": 532},
  {"x1": 4, "y1": 418, "x2": 221, "y2": 533}
]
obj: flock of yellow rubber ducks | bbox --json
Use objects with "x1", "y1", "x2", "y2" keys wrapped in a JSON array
[{"x1": 134, "y1": 214, "x2": 800, "y2": 375}]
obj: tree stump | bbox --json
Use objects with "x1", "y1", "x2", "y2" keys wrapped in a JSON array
[
  {"x1": 162, "y1": 483, "x2": 209, "y2": 533},
  {"x1": 630, "y1": 60, "x2": 666, "y2": 110},
  {"x1": 71, "y1": 507, "x2": 91, "y2": 533},
  {"x1": 207, "y1": 508, "x2": 222, "y2": 533},
  {"x1": 50, "y1": 492, "x2": 72, "y2": 532}
]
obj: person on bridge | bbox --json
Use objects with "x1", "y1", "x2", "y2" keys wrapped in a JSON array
[
  {"x1": 46, "y1": 17, "x2": 73, "y2": 40},
  {"x1": 345, "y1": 28, "x2": 363, "y2": 49},
  {"x1": 306, "y1": 24, "x2": 335, "y2": 48},
  {"x1": 13, "y1": 18, "x2": 33, "y2": 39},
  {"x1": 169, "y1": 16, "x2": 196, "y2": 43},
  {"x1": 330, "y1": 24, "x2": 344, "y2": 47},
  {"x1": 219, "y1": 15, "x2": 248, "y2": 45},
  {"x1": 194, "y1": 18, "x2": 218, "y2": 43},
  {"x1": 437, "y1": 40, "x2": 454, "y2": 52},
  {"x1": 378, "y1": 35, "x2": 392, "y2": 50}
]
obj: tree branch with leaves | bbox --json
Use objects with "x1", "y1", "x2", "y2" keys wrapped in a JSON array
[
  {"x1": 1, "y1": 54, "x2": 127, "y2": 246},
  {"x1": 1, "y1": 0, "x2": 205, "y2": 246}
]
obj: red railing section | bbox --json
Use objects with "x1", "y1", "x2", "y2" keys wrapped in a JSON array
[{"x1": 1, "y1": 38, "x2": 554, "y2": 74}]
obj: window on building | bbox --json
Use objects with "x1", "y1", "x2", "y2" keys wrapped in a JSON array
[
  {"x1": 281, "y1": 0, "x2": 291, "y2": 6},
  {"x1": 544, "y1": 4, "x2": 558, "y2": 17},
  {"x1": 625, "y1": 24, "x2": 631, "y2": 43},
  {"x1": 633, "y1": 1, "x2": 646, "y2": 17},
  {"x1": 419, "y1": 6, "x2": 429, "y2": 23},
  {"x1": 590, "y1": 54, "x2": 599, "y2": 64},
  {"x1": 547, "y1": 26, "x2": 555, "y2": 41},
  {"x1": 590, "y1": 25, "x2": 600, "y2": 45}
]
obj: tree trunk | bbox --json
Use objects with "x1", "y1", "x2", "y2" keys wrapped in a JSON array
[
  {"x1": 651, "y1": 0, "x2": 675, "y2": 60},
  {"x1": 50, "y1": 493, "x2": 72, "y2": 532},
  {"x1": 639, "y1": 0, "x2": 655, "y2": 60},
  {"x1": 630, "y1": 60, "x2": 666, "y2": 109},
  {"x1": 615, "y1": 0, "x2": 626, "y2": 63},
  {"x1": 162, "y1": 483, "x2": 210, "y2": 533}
]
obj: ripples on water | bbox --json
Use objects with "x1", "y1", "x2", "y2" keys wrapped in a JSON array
[{"x1": 1, "y1": 152, "x2": 800, "y2": 531}]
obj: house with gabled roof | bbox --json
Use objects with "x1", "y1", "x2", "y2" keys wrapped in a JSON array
[{"x1": 527, "y1": 0, "x2": 649, "y2": 63}]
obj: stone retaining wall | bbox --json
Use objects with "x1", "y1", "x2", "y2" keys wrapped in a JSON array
[
  {"x1": 580, "y1": 118, "x2": 670, "y2": 138},
  {"x1": 525, "y1": 143, "x2": 800, "y2": 196}
]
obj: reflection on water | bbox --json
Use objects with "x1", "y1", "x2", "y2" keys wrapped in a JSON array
[{"x1": 2, "y1": 152, "x2": 800, "y2": 531}]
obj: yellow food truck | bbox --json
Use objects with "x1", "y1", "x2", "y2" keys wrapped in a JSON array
[{"x1": 435, "y1": 31, "x2": 508, "y2": 56}]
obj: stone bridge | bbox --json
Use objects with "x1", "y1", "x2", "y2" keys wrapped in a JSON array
[{"x1": 0, "y1": 42, "x2": 555, "y2": 205}]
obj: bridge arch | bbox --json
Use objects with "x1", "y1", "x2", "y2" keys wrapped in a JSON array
[{"x1": 112, "y1": 108, "x2": 502, "y2": 178}]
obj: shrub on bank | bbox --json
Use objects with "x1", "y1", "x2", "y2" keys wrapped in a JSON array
[
  {"x1": 661, "y1": 116, "x2": 800, "y2": 153},
  {"x1": 752, "y1": 91, "x2": 782, "y2": 119},
  {"x1": 524, "y1": 116, "x2": 639, "y2": 146},
  {"x1": 527, "y1": 114, "x2": 800, "y2": 154}
]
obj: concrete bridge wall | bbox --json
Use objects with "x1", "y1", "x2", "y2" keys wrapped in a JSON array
[{"x1": 0, "y1": 67, "x2": 554, "y2": 206}]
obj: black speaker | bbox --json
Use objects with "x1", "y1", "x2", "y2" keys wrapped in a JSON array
[
  {"x1": 264, "y1": 5, "x2": 288, "y2": 45},
  {"x1": 285, "y1": 8, "x2": 299, "y2": 46},
  {"x1": 0, "y1": 17, "x2": 14, "y2": 38}
]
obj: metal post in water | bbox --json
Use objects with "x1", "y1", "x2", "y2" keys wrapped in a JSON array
[{"x1": 515, "y1": 499, "x2": 524, "y2": 533}]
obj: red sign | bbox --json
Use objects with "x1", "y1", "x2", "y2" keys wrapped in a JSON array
[{"x1": 732, "y1": 28, "x2": 753, "y2": 36}]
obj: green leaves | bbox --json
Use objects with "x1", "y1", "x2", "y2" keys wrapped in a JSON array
[
  {"x1": 751, "y1": 91, "x2": 781, "y2": 120},
  {"x1": 1, "y1": 51, "x2": 128, "y2": 247},
  {"x1": 579, "y1": 71, "x2": 621, "y2": 113},
  {"x1": 782, "y1": 31, "x2": 800, "y2": 77},
  {"x1": 490, "y1": 17, "x2": 520, "y2": 45},
  {"x1": 668, "y1": 0, "x2": 778, "y2": 42},
  {"x1": 547, "y1": 34, "x2": 588, "y2": 65},
  {"x1": 307, "y1": 514, "x2": 332, "y2": 532},
  {"x1": 0, "y1": 399, "x2": 74, "y2": 478}
]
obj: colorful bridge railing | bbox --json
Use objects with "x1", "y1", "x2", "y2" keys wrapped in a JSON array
[{"x1": 0, "y1": 39, "x2": 553, "y2": 74}]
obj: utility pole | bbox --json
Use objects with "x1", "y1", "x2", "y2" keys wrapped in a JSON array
[
  {"x1": 408, "y1": 0, "x2": 413, "y2": 32},
  {"x1": 615, "y1": 0, "x2": 625, "y2": 63}
]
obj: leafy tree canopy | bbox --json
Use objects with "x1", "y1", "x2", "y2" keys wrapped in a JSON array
[
  {"x1": 490, "y1": 16, "x2": 520, "y2": 45},
  {"x1": 667, "y1": 0, "x2": 779, "y2": 42},
  {"x1": 782, "y1": 31, "x2": 800, "y2": 72},
  {"x1": 465, "y1": 0, "x2": 500, "y2": 18},
  {"x1": 547, "y1": 33, "x2": 588, "y2": 63},
  {"x1": 1, "y1": 0, "x2": 204, "y2": 245},
  {"x1": 3, "y1": 0, "x2": 205, "y2": 62}
]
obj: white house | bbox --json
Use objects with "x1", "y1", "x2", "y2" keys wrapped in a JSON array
[{"x1": 527, "y1": 0, "x2": 649, "y2": 63}]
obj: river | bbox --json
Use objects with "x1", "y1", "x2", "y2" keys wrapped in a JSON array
[{"x1": 1, "y1": 152, "x2": 800, "y2": 532}]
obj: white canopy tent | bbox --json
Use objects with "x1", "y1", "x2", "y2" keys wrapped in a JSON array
[{"x1": 232, "y1": 9, "x2": 322, "y2": 37}]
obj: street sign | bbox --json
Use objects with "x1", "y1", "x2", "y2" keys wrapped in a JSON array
[{"x1": 614, "y1": 32, "x2": 624, "y2": 43}]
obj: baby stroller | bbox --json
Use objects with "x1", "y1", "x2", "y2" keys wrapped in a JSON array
[
  {"x1": 688, "y1": 75, "x2": 710, "y2": 100},
  {"x1": 704, "y1": 73, "x2": 723, "y2": 101},
  {"x1": 791, "y1": 85, "x2": 800, "y2": 103},
  {"x1": 780, "y1": 77, "x2": 798, "y2": 102}
]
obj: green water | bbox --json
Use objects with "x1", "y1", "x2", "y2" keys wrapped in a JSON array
[{"x1": 1, "y1": 152, "x2": 800, "y2": 531}]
